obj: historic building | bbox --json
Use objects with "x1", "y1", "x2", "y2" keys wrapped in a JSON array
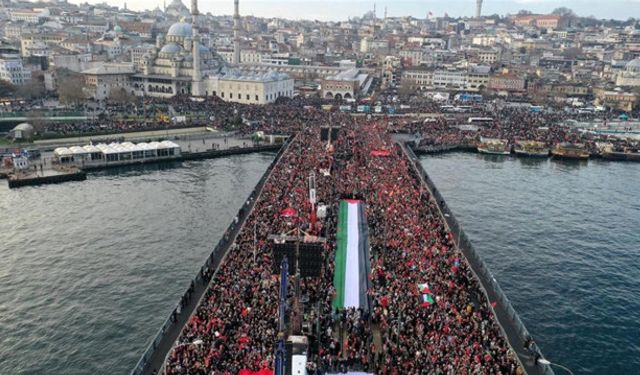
[
  {"x1": 128, "y1": 0, "x2": 293, "y2": 103},
  {"x1": 616, "y1": 59, "x2": 640, "y2": 87}
]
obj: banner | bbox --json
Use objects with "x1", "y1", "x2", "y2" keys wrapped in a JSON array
[{"x1": 332, "y1": 200, "x2": 371, "y2": 313}]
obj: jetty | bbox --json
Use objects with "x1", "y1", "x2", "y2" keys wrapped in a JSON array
[{"x1": 6, "y1": 167, "x2": 86, "y2": 189}]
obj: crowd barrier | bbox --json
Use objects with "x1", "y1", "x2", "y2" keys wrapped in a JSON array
[
  {"x1": 402, "y1": 144, "x2": 554, "y2": 375},
  {"x1": 130, "y1": 136, "x2": 294, "y2": 375}
]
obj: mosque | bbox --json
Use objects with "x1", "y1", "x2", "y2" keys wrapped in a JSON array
[
  {"x1": 130, "y1": 0, "x2": 293, "y2": 104},
  {"x1": 616, "y1": 58, "x2": 640, "y2": 87}
]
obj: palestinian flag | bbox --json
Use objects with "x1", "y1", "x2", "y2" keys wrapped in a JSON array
[
  {"x1": 421, "y1": 294, "x2": 435, "y2": 307},
  {"x1": 332, "y1": 200, "x2": 371, "y2": 313},
  {"x1": 418, "y1": 282, "x2": 435, "y2": 307}
]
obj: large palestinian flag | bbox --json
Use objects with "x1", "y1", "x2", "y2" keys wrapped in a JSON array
[{"x1": 332, "y1": 200, "x2": 371, "y2": 313}]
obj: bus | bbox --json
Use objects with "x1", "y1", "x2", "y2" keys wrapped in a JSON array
[{"x1": 468, "y1": 117, "x2": 494, "y2": 124}]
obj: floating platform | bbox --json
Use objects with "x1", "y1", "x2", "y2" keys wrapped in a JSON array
[{"x1": 7, "y1": 168, "x2": 87, "y2": 189}]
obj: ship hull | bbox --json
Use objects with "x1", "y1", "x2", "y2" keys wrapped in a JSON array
[
  {"x1": 515, "y1": 149, "x2": 549, "y2": 158},
  {"x1": 601, "y1": 151, "x2": 640, "y2": 162},
  {"x1": 550, "y1": 151, "x2": 590, "y2": 160},
  {"x1": 478, "y1": 147, "x2": 510, "y2": 155}
]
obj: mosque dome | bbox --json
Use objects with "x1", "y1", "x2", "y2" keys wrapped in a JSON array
[
  {"x1": 626, "y1": 58, "x2": 640, "y2": 73},
  {"x1": 160, "y1": 43, "x2": 183, "y2": 54},
  {"x1": 198, "y1": 44, "x2": 210, "y2": 54},
  {"x1": 113, "y1": 24, "x2": 123, "y2": 33},
  {"x1": 167, "y1": 22, "x2": 192, "y2": 38}
]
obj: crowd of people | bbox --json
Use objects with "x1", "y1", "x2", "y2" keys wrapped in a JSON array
[{"x1": 162, "y1": 113, "x2": 524, "y2": 374}]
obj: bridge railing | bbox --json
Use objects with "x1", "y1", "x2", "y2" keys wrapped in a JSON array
[
  {"x1": 130, "y1": 136, "x2": 294, "y2": 375},
  {"x1": 402, "y1": 144, "x2": 554, "y2": 375}
]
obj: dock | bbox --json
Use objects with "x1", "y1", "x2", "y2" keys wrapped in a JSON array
[{"x1": 7, "y1": 167, "x2": 86, "y2": 189}]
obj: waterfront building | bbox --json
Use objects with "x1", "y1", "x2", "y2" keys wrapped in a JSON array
[
  {"x1": 0, "y1": 54, "x2": 31, "y2": 85},
  {"x1": 488, "y1": 72, "x2": 526, "y2": 93},
  {"x1": 321, "y1": 68, "x2": 368, "y2": 100},
  {"x1": 82, "y1": 63, "x2": 136, "y2": 100}
]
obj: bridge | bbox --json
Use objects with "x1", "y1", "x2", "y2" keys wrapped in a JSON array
[{"x1": 130, "y1": 128, "x2": 553, "y2": 375}]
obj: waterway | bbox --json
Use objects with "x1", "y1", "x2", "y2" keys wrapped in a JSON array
[
  {"x1": 1, "y1": 150, "x2": 637, "y2": 374},
  {"x1": 0, "y1": 154, "x2": 274, "y2": 375},
  {"x1": 421, "y1": 153, "x2": 640, "y2": 375}
]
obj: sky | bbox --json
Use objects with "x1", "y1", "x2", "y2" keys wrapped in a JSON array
[{"x1": 72, "y1": 0, "x2": 640, "y2": 21}]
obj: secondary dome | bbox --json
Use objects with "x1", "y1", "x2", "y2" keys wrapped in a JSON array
[
  {"x1": 160, "y1": 43, "x2": 182, "y2": 54},
  {"x1": 626, "y1": 58, "x2": 640, "y2": 72},
  {"x1": 167, "y1": 22, "x2": 192, "y2": 38}
]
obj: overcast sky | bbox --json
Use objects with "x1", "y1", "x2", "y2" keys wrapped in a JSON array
[{"x1": 72, "y1": 0, "x2": 640, "y2": 21}]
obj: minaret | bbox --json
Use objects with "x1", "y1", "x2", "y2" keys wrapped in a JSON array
[
  {"x1": 233, "y1": 0, "x2": 241, "y2": 65},
  {"x1": 191, "y1": 0, "x2": 199, "y2": 18},
  {"x1": 475, "y1": 0, "x2": 483, "y2": 18},
  {"x1": 192, "y1": 0, "x2": 201, "y2": 85}
]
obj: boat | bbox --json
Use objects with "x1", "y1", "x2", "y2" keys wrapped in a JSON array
[
  {"x1": 477, "y1": 138, "x2": 510, "y2": 155},
  {"x1": 514, "y1": 140, "x2": 549, "y2": 158},
  {"x1": 598, "y1": 142, "x2": 640, "y2": 161},
  {"x1": 550, "y1": 143, "x2": 590, "y2": 160}
]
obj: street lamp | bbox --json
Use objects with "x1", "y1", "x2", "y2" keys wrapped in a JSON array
[{"x1": 537, "y1": 358, "x2": 575, "y2": 375}]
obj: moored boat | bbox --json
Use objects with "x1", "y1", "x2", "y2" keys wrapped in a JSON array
[
  {"x1": 514, "y1": 140, "x2": 549, "y2": 158},
  {"x1": 598, "y1": 143, "x2": 640, "y2": 161},
  {"x1": 477, "y1": 138, "x2": 510, "y2": 155},
  {"x1": 551, "y1": 143, "x2": 590, "y2": 160}
]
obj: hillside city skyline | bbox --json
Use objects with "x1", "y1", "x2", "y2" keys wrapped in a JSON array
[{"x1": 68, "y1": 0, "x2": 640, "y2": 21}]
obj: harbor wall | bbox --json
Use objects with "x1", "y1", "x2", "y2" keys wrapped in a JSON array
[
  {"x1": 7, "y1": 170, "x2": 86, "y2": 188},
  {"x1": 402, "y1": 143, "x2": 554, "y2": 375},
  {"x1": 130, "y1": 136, "x2": 294, "y2": 375}
]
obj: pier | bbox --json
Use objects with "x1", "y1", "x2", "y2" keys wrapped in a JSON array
[
  {"x1": 2, "y1": 133, "x2": 284, "y2": 188},
  {"x1": 6, "y1": 167, "x2": 86, "y2": 189},
  {"x1": 134, "y1": 121, "x2": 552, "y2": 375}
]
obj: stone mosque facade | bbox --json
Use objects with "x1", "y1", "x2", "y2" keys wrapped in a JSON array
[
  {"x1": 616, "y1": 58, "x2": 640, "y2": 87},
  {"x1": 130, "y1": 0, "x2": 293, "y2": 104}
]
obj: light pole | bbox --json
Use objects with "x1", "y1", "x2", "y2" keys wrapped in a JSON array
[{"x1": 537, "y1": 358, "x2": 575, "y2": 375}]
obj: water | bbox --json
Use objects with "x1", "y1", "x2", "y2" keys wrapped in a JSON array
[
  {"x1": 1, "y1": 151, "x2": 637, "y2": 374},
  {"x1": 421, "y1": 153, "x2": 640, "y2": 375},
  {"x1": 0, "y1": 154, "x2": 273, "y2": 375}
]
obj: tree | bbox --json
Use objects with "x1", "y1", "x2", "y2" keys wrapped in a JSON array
[
  {"x1": 0, "y1": 79, "x2": 16, "y2": 97},
  {"x1": 26, "y1": 109, "x2": 48, "y2": 134},
  {"x1": 57, "y1": 70, "x2": 86, "y2": 105},
  {"x1": 16, "y1": 79, "x2": 45, "y2": 100},
  {"x1": 109, "y1": 87, "x2": 134, "y2": 104},
  {"x1": 552, "y1": 7, "x2": 576, "y2": 17}
]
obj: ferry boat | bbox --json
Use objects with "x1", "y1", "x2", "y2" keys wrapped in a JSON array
[
  {"x1": 514, "y1": 140, "x2": 549, "y2": 158},
  {"x1": 550, "y1": 143, "x2": 590, "y2": 160},
  {"x1": 477, "y1": 138, "x2": 510, "y2": 155},
  {"x1": 597, "y1": 142, "x2": 640, "y2": 161}
]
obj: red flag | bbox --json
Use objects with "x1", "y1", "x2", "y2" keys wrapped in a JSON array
[{"x1": 280, "y1": 207, "x2": 297, "y2": 217}]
